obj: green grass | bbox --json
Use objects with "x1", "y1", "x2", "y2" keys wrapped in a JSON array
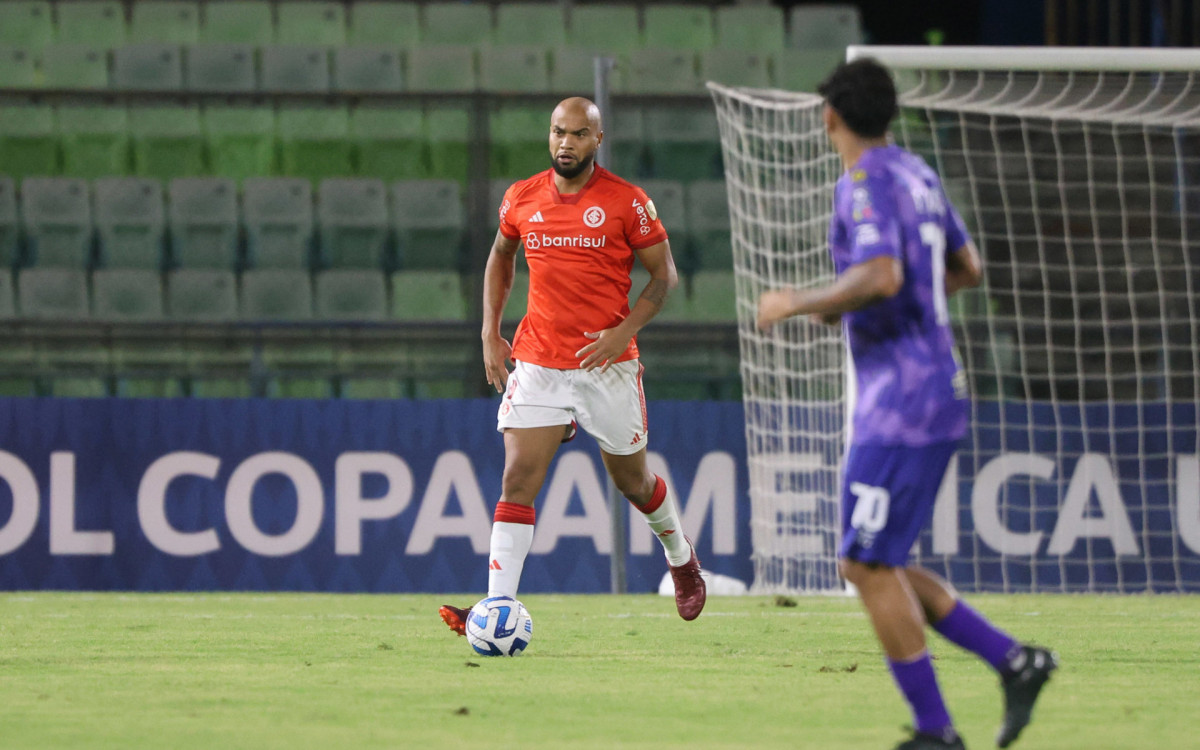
[{"x1": 0, "y1": 593, "x2": 1197, "y2": 749}]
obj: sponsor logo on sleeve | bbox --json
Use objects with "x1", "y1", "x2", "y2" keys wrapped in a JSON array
[
  {"x1": 854, "y1": 224, "x2": 881, "y2": 246},
  {"x1": 499, "y1": 198, "x2": 512, "y2": 223}
]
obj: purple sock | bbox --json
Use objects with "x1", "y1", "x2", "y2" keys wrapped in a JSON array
[
  {"x1": 888, "y1": 652, "x2": 954, "y2": 738},
  {"x1": 933, "y1": 600, "x2": 1021, "y2": 673}
]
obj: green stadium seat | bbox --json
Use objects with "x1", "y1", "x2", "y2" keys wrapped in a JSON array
[
  {"x1": 502, "y1": 271, "x2": 529, "y2": 322},
  {"x1": 189, "y1": 377, "x2": 253, "y2": 398},
  {"x1": 637, "y1": 179, "x2": 686, "y2": 237},
  {"x1": 56, "y1": 1, "x2": 126, "y2": 47},
  {"x1": 166, "y1": 268, "x2": 237, "y2": 319},
  {"x1": 113, "y1": 43, "x2": 184, "y2": 91},
  {"x1": 93, "y1": 177, "x2": 165, "y2": 269},
  {"x1": 424, "y1": 107, "x2": 470, "y2": 182},
  {"x1": 550, "y1": 47, "x2": 606, "y2": 95},
  {"x1": 16, "y1": 267, "x2": 89, "y2": 318},
  {"x1": 201, "y1": 1, "x2": 274, "y2": 46},
  {"x1": 390, "y1": 270, "x2": 466, "y2": 321},
  {"x1": 407, "y1": 46, "x2": 476, "y2": 92},
  {"x1": 351, "y1": 105, "x2": 427, "y2": 181},
  {"x1": 40, "y1": 44, "x2": 109, "y2": 89},
  {"x1": 494, "y1": 4, "x2": 567, "y2": 49},
  {"x1": 20, "y1": 178, "x2": 92, "y2": 268},
  {"x1": 340, "y1": 377, "x2": 405, "y2": 400},
  {"x1": 421, "y1": 3, "x2": 492, "y2": 47},
  {"x1": 410, "y1": 379, "x2": 467, "y2": 399},
  {"x1": 643, "y1": 105, "x2": 721, "y2": 180},
  {"x1": 242, "y1": 178, "x2": 314, "y2": 269},
  {"x1": 773, "y1": 48, "x2": 843, "y2": 92},
  {"x1": 699, "y1": 50, "x2": 771, "y2": 89},
  {"x1": 91, "y1": 268, "x2": 164, "y2": 320},
  {"x1": 185, "y1": 44, "x2": 256, "y2": 92},
  {"x1": 130, "y1": 1, "x2": 200, "y2": 45},
  {"x1": 58, "y1": 105, "x2": 130, "y2": 178},
  {"x1": 490, "y1": 105, "x2": 549, "y2": 178},
  {"x1": 0, "y1": 104, "x2": 57, "y2": 179},
  {"x1": 130, "y1": 105, "x2": 205, "y2": 180},
  {"x1": 390, "y1": 179, "x2": 464, "y2": 270},
  {"x1": 277, "y1": 1, "x2": 347, "y2": 46},
  {"x1": 315, "y1": 268, "x2": 388, "y2": 320},
  {"x1": 268, "y1": 375, "x2": 334, "y2": 399},
  {"x1": 479, "y1": 47, "x2": 549, "y2": 94},
  {"x1": 47, "y1": 377, "x2": 110, "y2": 397},
  {"x1": 203, "y1": 104, "x2": 276, "y2": 181},
  {"x1": 567, "y1": 6, "x2": 641, "y2": 55},
  {"x1": 715, "y1": 6, "x2": 786, "y2": 52},
  {"x1": 0, "y1": 45, "x2": 38, "y2": 88},
  {"x1": 788, "y1": 4, "x2": 864, "y2": 50},
  {"x1": 0, "y1": 179, "x2": 17, "y2": 268},
  {"x1": 685, "y1": 180, "x2": 733, "y2": 271},
  {"x1": 0, "y1": 377, "x2": 38, "y2": 396},
  {"x1": 689, "y1": 270, "x2": 737, "y2": 322},
  {"x1": 625, "y1": 49, "x2": 700, "y2": 95},
  {"x1": 278, "y1": 105, "x2": 353, "y2": 182},
  {"x1": 643, "y1": 6, "x2": 714, "y2": 51},
  {"x1": 240, "y1": 269, "x2": 314, "y2": 320},
  {"x1": 168, "y1": 178, "x2": 238, "y2": 269},
  {"x1": 347, "y1": 2, "x2": 420, "y2": 48},
  {"x1": 0, "y1": 2, "x2": 53, "y2": 51},
  {"x1": 116, "y1": 376, "x2": 185, "y2": 398},
  {"x1": 609, "y1": 105, "x2": 646, "y2": 177},
  {"x1": 333, "y1": 46, "x2": 402, "y2": 92},
  {"x1": 0, "y1": 268, "x2": 14, "y2": 315},
  {"x1": 261, "y1": 45, "x2": 331, "y2": 92},
  {"x1": 316, "y1": 178, "x2": 389, "y2": 269}
]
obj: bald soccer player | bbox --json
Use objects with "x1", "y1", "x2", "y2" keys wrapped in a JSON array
[{"x1": 439, "y1": 98, "x2": 707, "y2": 634}]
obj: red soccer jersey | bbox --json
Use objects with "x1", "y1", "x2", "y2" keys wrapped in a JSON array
[{"x1": 497, "y1": 166, "x2": 669, "y2": 369}]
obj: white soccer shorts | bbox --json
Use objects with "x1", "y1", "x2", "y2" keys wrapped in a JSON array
[{"x1": 496, "y1": 359, "x2": 649, "y2": 456}]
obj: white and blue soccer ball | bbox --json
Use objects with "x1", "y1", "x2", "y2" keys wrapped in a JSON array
[{"x1": 465, "y1": 596, "x2": 533, "y2": 657}]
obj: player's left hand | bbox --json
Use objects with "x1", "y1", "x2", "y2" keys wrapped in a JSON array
[{"x1": 576, "y1": 329, "x2": 632, "y2": 372}]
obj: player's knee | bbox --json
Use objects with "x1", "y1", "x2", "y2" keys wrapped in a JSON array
[
  {"x1": 839, "y1": 558, "x2": 875, "y2": 586},
  {"x1": 611, "y1": 471, "x2": 655, "y2": 504},
  {"x1": 500, "y1": 465, "x2": 546, "y2": 504}
]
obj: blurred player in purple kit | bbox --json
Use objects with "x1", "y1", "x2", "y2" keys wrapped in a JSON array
[{"x1": 757, "y1": 58, "x2": 1057, "y2": 750}]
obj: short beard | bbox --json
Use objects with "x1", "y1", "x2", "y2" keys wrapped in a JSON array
[{"x1": 551, "y1": 152, "x2": 594, "y2": 180}]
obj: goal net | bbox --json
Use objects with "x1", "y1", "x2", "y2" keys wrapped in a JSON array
[{"x1": 710, "y1": 47, "x2": 1200, "y2": 594}]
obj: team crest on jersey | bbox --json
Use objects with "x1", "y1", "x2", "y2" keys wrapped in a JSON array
[
  {"x1": 645, "y1": 200, "x2": 658, "y2": 221},
  {"x1": 582, "y1": 206, "x2": 606, "y2": 228}
]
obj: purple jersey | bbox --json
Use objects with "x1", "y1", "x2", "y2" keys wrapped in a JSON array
[{"x1": 829, "y1": 145, "x2": 970, "y2": 446}]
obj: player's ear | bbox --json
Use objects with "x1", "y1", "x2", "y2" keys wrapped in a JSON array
[{"x1": 595, "y1": 129, "x2": 604, "y2": 146}]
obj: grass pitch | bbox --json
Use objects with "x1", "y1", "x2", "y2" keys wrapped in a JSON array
[{"x1": 1, "y1": 592, "x2": 1196, "y2": 750}]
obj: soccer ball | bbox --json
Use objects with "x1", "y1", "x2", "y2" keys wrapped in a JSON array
[{"x1": 465, "y1": 596, "x2": 533, "y2": 657}]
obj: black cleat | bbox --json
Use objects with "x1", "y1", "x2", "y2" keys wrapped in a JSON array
[
  {"x1": 894, "y1": 730, "x2": 966, "y2": 750},
  {"x1": 996, "y1": 645, "x2": 1058, "y2": 748}
]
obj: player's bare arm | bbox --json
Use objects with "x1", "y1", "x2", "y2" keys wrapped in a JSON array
[
  {"x1": 576, "y1": 239, "x2": 677, "y2": 372},
  {"x1": 756, "y1": 255, "x2": 902, "y2": 330},
  {"x1": 481, "y1": 230, "x2": 521, "y2": 392},
  {"x1": 944, "y1": 241, "x2": 982, "y2": 296}
]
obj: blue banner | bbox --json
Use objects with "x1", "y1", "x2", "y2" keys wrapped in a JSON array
[{"x1": 0, "y1": 398, "x2": 751, "y2": 593}]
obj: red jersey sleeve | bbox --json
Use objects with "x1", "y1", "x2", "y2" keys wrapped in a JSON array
[
  {"x1": 626, "y1": 184, "x2": 670, "y2": 251},
  {"x1": 498, "y1": 183, "x2": 520, "y2": 240}
]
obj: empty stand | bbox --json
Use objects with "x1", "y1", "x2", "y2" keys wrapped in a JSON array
[
  {"x1": 93, "y1": 177, "x2": 165, "y2": 269},
  {"x1": 261, "y1": 45, "x2": 331, "y2": 92},
  {"x1": 490, "y1": 106, "x2": 550, "y2": 178},
  {"x1": 0, "y1": 45, "x2": 38, "y2": 88},
  {"x1": 643, "y1": 105, "x2": 722, "y2": 180},
  {"x1": 643, "y1": 5, "x2": 714, "y2": 51},
  {"x1": 0, "y1": 2, "x2": 53, "y2": 51},
  {"x1": 59, "y1": 105, "x2": 130, "y2": 179},
  {"x1": 348, "y1": 2, "x2": 420, "y2": 48},
  {"x1": 185, "y1": 44, "x2": 257, "y2": 92},
  {"x1": 92, "y1": 268, "x2": 165, "y2": 320},
  {"x1": 333, "y1": 46, "x2": 403, "y2": 92},
  {"x1": 242, "y1": 177, "x2": 314, "y2": 269},
  {"x1": 203, "y1": 104, "x2": 276, "y2": 181},
  {"x1": 422, "y1": 3, "x2": 492, "y2": 47},
  {"x1": 0, "y1": 104, "x2": 57, "y2": 179},
  {"x1": 278, "y1": 105, "x2": 353, "y2": 182},
  {"x1": 166, "y1": 268, "x2": 238, "y2": 319},
  {"x1": 129, "y1": 105, "x2": 206, "y2": 180},
  {"x1": 130, "y1": 1, "x2": 201, "y2": 45},
  {"x1": 424, "y1": 108, "x2": 471, "y2": 183},
  {"x1": 699, "y1": 50, "x2": 771, "y2": 89},
  {"x1": 41, "y1": 44, "x2": 110, "y2": 89},
  {"x1": 316, "y1": 178, "x2": 389, "y2": 269},
  {"x1": 168, "y1": 177, "x2": 239, "y2": 269},
  {"x1": 56, "y1": 1, "x2": 126, "y2": 47},
  {"x1": 351, "y1": 105, "x2": 427, "y2": 181},
  {"x1": 390, "y1": 179, "x2": 464, "y2": 270},
  {"x1": 0, "y1": 179, "x2": 17, "y2": 268},
  {"x1": 478, "y1": 47, "x2": 550, "y2": 94},
  {"x1": 241, "y1": 268, "x2": 314, "y2": 320},
  {"x1": 21, "y1": 178, "x2": 93, "y2": 268},
  {"x1": 315, "y1": 268, "x2": 388, "y2": 320},
  {"x1": 407, "y1": 45, "x2": 477, "y2": 93},
  {"x1": 201, "y1": 1, "x2": 275, "y2": 46},
  {"x1": 276, "y1": 1, "x2": 347, "y2": 46},
  {"x1": 567, "y1": 6, "x2": 642, "y2": 55},
  {"x1": 113, "y1": 43, "x2": 184, "y2": 91},
  {"x1": 685, "y1": 180, "x2": 733, "y2": 271},
  {"x1": 715, "y1": 6, "x2": 786, "y2": 52},
  {"x1": 390, "y1": 269, "x2": 466, "y2": 321},
  {"x1": 17, "y1": 267, "x2": 89, "y2": 318},
  {"x1": 494, "y1": 4, "x2": 567, "y2": 49},
  {"x1": 625, "y1": 49, "x2": 700, "y2": 95}
]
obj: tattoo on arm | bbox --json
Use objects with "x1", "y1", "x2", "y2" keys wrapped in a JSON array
[{"x1": 638, "y1": 278, "x2": 670, "y2": 310}]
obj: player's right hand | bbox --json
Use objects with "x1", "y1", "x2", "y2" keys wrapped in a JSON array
[{"x1": 482, "y1": 335, "x2": 513, "y2": 393}]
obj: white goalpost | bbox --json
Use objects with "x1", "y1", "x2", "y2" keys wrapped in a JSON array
[{"x1": 710, "y1": 47, "x2": 1200, "y2": 594}]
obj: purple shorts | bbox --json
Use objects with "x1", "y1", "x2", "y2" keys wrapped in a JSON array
[{"x1": 839, "y1": 440, "x2": 958, "y2": 567}]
